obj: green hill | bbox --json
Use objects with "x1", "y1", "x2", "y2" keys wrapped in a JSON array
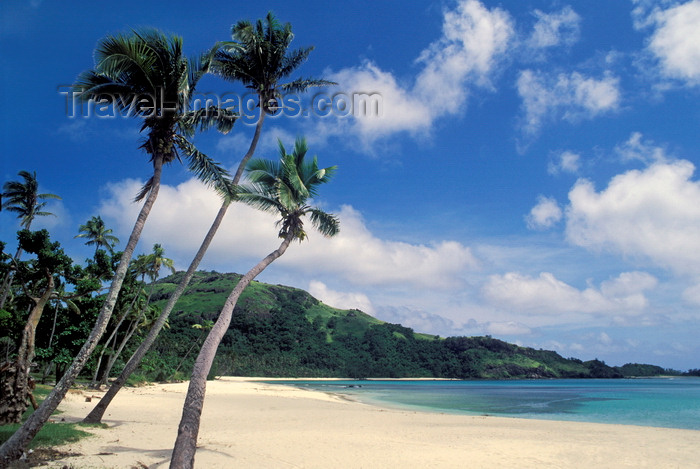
[{"x1": 145, "y1": 271, "x2": 628, "y2": 380}]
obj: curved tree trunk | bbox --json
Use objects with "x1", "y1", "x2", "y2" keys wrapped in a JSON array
[
  {"x1": 0, "y1": 245, "x2": 25, "y2": 311},
  {"x1": 0, "y1": 155, "x2": 164, "y2": 465},
  {"x1": 170, "y1": 232, "x2": 292, "y2": 469},
  {"x1": 0, "y1": 275, "x2": 54, "y2": 425},
  {"x1": 83, "y1": 112, "x2": 266, "y2": 424}
]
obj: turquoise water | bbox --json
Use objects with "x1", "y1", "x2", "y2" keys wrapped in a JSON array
[{"x1": 271, "y1": 378, "x2": 700, "y2": 430}]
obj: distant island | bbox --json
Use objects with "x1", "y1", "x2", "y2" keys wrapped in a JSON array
[{"x1": 142, "y1": 271, "x2": 692, "y2": 381}]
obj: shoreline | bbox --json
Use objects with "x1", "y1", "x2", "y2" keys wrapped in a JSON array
[{"x1": 46, "y1": 377, "x2": 700, "y2": 468}]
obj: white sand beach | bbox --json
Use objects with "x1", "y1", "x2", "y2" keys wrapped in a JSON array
[{"x1": 45, "y1": 377, "x2": 699, "y2": 468}]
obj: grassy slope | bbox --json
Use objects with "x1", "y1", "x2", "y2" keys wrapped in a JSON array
[{"x1": 148, "y1": 271, "x2": 627, "y2": 379}]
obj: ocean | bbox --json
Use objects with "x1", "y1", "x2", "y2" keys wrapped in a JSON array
[{"x1": 270, "y1": 377, "x2": 700, "y2": 430}]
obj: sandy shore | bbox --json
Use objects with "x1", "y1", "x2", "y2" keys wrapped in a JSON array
[{"x1": 45, "y1": 377, "x2": 698, "y2": 468}]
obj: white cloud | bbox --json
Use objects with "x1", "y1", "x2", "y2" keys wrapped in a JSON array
[
  {"x1": 482, "y1": 271, "x2": 656, "y2": 316},
  {"x1": 56, "y1": 120, "x2": 89, "y2": 142},
  {"x1": 281, "y1": 206, "x2": 479, "y2": 289},
  {"x1": 526, "y1": 6, "x2": 581, "y2": 51},
  {"x1": 328, "y1": 62, "x2": 432, "y2": 139},
  {"x1": 308, "y1": 281, "x2": 375, "y2": 314},
  {"x1": 99, "y1": 179, "x2": 479, "y2": 291},
  {"x1": 485, "y1": 321, "x2": 533, "y2": 336},
  {"x1": 644, "y1": 0, "x2": 700, "y2": 84},
  {"x1": 548, "y1": 150, "x2": 581, "y2": 175},
  {"x1": 526, "y1": 196, "x2": 562, "y2": 230},
  {"x1": 376, "y1": 306, "x2": 458, "y2": 335},
  {"x1": 615, "y1": 131, "x2": 668, "y2": 164},
  {"x1": 682, "y1": 282, "x2": 700, "y2": 305},
  {"x1": 414, "y1": 0, "x2": 513, "y2": 96},
  {"x1": 517, "y1": 69, "x2": 620, "y2": 135},
  {"x1": 323, "y1": 0, "x2": 513, "y2": 144},
  {"x1": 565, "y1": 159, "x2": 700, "y2": 275}
]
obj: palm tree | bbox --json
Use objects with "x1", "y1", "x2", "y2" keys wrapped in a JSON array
[
  {"x1": 214, "y1": 11, "x2": 335, "y2": 181},
  {"x1": 75, "y1": 215, "x2": 120, "y2": 256},
  {"x1": 0, "y1": 171, "x2": 61, "y2": 310},
  {"x1": 170, "y1": 137, "x2": 339, "y2": 468},
  {"x1": 83, "y1": 14, "x2": 333, "y2": 425},
  {"x1": 2, "y1": 171, "x2": 61, "y2": 229},
  {"x1": 143, "y1": 243, "x2": 176, "y2": 282},
  {"x1": 0, "y1": 29, "x2": 235, "y2": 463}
]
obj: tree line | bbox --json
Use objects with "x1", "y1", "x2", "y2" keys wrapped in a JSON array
[{"x1": 145, "y1": 271, "x2": 679, "y2": 381}]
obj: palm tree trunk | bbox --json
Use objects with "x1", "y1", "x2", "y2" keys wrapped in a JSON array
[
  {"x1": 40, "y1": 302, "x2": 60, "y2": 384},
  {"x1": 89, "y1": 293, "x2": 139, "y2": 388},
  {"x1": 170, "y1": 232, "x2": 293, "y2": 469},
  {"x1": 0, "y1": 276, "x2": 54, "y2": 425},
  {"x1": 98, "y1": 307, "x2": 144, "y2": 388},
  {"x1": 83, "y1": 112, "x2": 266, "y2": 424},
  {"x1": 0, "y1": 155, "x2": 164, "y2": 465}
]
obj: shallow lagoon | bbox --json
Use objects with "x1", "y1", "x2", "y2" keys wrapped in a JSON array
[{"x1": 273, "y1": 377, "x2": 700, "y2": 430}]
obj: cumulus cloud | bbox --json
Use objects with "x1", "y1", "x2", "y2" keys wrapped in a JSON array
[
  {"x1": 308, "y1": 281, "x2": 375, "y2": 314},
  {"x1": 98, "y1": 178, "x2": 479, "y2": 290},
  {"x1": 636, "y1": 0, "x2": 700, "y2": 85},
  {"x1": 526, "y1": 6, "x2": 581, "y2": 52},
  {"x1": 517, "y1": 69, "x2": 620, "y2": 135},
  {"x1": 526, "y1": 196, "x2": 562, "y2": 229},
  {"x1": 282, "y1": 205, "x2": 479, "y2": 289},
  {"x1": 323, "y1": 0, "x2": 513, "y2": 144},
  {"x1": 327, "y1": 62, "x2": 432, "y2": 139},
  {"x1": 482, "y1": 271, "x2": 656, "y2": 316},
  {"x1": 376, "y1": 306, "x2": 458, "y2": 335},
  {"x1": 548, "y1": 150, "x2": 581, "y2": 175},
  {"x1": 565, "y1": 159, "x2": 700, "y2": 275}
]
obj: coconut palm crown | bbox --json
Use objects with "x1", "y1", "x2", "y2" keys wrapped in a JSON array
[
  {"x1": 237, "y1": 137, "x2": 339, "y2": 241},
  {"x1": 214, "y1": 11, "x2": 335, "y2": 114},
  {"x1": 2, "y1": 171, "x2": 61, "y2": 229},
  {"x1": 75, "y1": 215, "x2": 119, "y2": 254},
  {"x1": 73, "y1": 28, "x2": 236, "y2": 199}
]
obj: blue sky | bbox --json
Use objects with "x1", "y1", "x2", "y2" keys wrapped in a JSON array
[{"x1": 2, "y1": 0, "x2": 700, "y2": 370}]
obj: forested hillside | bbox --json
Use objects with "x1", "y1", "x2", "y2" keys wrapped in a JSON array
[{"x1": 145, "y1": 271, "x2": 636, "y2": 380}]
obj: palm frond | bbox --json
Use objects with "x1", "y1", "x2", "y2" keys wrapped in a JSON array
[
  {"x1": 246, "y1": 158, "x2": 283, "y2": 186},
  {"x1": 173, "y1": 135, "x2": 230, "y2": 188},
  {"x1": 279, "y1": 78, "x2": 337, "y2": 94},
  {"x1": 236, "y1": 183, "x2": 282, "y2": 214},
  {"x1": 178, "y1": 106, "x2": 237, "y2": 137},
  {"x1": 309, "y1": 208, "x2": 340, "y2": 237},
  {"x1": 134, "y1": 176, "x2": 154, "y2": 202},
  {"x1": 240, "y1": 136, "x2": 339, "y2": 241}
]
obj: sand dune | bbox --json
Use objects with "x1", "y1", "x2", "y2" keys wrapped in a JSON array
[{"x1": 46, "y1": 377, "x2": 699, "y2": 468}]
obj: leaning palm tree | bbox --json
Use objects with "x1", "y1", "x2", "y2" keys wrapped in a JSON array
[
  {"x1": 170, "y1": 137, "x2": 339, "y2": 468},
  {"x1": 83, "y1": 14, "x2": 333, "y2": 425},
  {"x1": 75, "y1": 215, "x2": 120, "y2": 256},
  {"x1": 0, "y1": 171, "x2": 61, "y2": 310},
  {"x1": 0, "y1": 29, "x2": 235, "y2": 464}
]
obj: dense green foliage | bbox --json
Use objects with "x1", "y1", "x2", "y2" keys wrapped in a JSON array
[{"x1": 146, "y1": 271, "x2": 666, "y2": 380}]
